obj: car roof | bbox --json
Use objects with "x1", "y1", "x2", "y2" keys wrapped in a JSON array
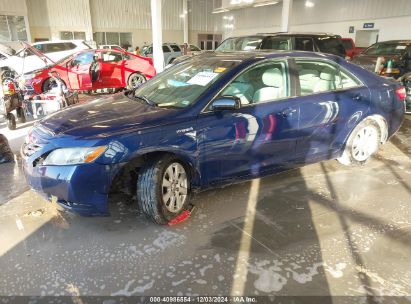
[
  {"x1": 192, "y1": 50, "x2": 339, "y2": 62},
  {"x1": 226, "y1": 32, "x2": 339, "y2": 39},
  {"x1": 376, "y1": 40, "x2": 411, "y2": 44}
]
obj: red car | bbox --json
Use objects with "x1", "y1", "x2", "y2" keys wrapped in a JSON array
[
  {"x1": 22, "y1": 49, "x2": 156, "y2": 94},
  {"x1": 340, "y1": 38, "x2": 365, "y2": 59}
]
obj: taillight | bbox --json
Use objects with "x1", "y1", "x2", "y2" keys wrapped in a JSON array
[{"x1": 395, "y1": 86, "x2": 406, "y2": 100}]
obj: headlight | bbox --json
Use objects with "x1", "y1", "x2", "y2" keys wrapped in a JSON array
[{"x1": 43, "y1": 146, "x2": 107, "y2": 166}]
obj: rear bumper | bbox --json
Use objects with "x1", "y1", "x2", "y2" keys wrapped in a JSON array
[{"x1": 22, "y1": 160, "x2": 117, "y2": 216}]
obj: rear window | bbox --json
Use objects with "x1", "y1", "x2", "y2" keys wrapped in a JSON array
[
  {"x1": 314, "y1": 37, "x2": 346, "y2": 57},
  {"x1": 363, "y1": 43, "x2": 410, "y2": 56}
]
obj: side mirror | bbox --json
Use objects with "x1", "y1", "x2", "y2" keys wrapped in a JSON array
[{"x1": 211, "y1": 96, "x2": 241, "y2": 111}]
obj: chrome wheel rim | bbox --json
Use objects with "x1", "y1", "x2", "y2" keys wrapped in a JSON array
[
  {"x1": 162, "y1": 163, "x2": 188, "y2": 213},
  {"x1": 130, "y1": 74, "x2": 145, "y2": 88},
  {"x1": 352, "y1": 126, "x2": 379, "y2": 162}
]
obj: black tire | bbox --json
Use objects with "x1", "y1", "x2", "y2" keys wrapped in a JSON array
[
  {"x1": 0, "y1": 134, "x2": 14, "y2": 163},
  {"x1": 127, "y1": 73, "x2": 146, "y2": 89},
  {"x1": 7, "y1": 113, "x2": 16, "y2": 130},
  {"x1": 16, "y1": 107, "x2": 26, "y2": 123},
  {"x1": 42, "y1": 78, "x2": 52, "y2": 93},
  {"x1": 137, "y1": 155, "x2": 191, "y2": 225},
  {"x1": 338, "y1": 119, "x2": 381, "y2": 166}
]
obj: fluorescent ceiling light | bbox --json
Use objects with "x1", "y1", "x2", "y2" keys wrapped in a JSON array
[
  {"x1": 212, "y1": 8, "x2": 229, "y2": 13},
  {"x1": 305, "y1": 0, "x2": 315, "y2": 7},
  {"x1": 253, "y1": 1, "x2": 279, "y2": 7}
]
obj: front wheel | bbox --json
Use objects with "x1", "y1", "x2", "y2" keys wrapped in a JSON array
[
  {"x1": 338, "y1": 120, "x2": 381, "y2": 166},
  {"x1": 127, "y1": 73, "x2": 146, "y2": 89},
  {"x1": 137, "y1": 156, "x2": 190, "y2": 225}
]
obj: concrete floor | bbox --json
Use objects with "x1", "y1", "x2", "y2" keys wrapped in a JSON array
[{"x1": 0, "y1": 110, "x2": 411, "y2": 301}]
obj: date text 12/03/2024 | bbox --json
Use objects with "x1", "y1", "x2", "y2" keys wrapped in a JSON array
[{"x1": 149, "y1": 296, "x2": 257, "y2": 303}]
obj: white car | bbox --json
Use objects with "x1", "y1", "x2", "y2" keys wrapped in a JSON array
[
  {"x1": 0, "y1": 40, "x2": 92, "y2": 75},
  {"x1": 32, "y1": 40, "x2": 92, "y2": 62},
  {"x1": 99, "y1": 45, "x2": 125, "y2": 51}
]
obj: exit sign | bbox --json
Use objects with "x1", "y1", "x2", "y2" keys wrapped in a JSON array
[{"x1": 363, "y1": 23, "x2": 375, "y2": 29}]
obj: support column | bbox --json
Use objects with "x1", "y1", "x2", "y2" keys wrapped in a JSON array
[
  {"x1": 151, "y1": 0, "x2": 164, "y2": 73},
  {"x1": 281, "y1": 0, "x2": 293, "y2": 32},
  {"x1": 183, "y1": 0, "x2": 188, "y2": 44}
]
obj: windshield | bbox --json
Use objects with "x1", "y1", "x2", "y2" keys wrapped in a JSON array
[
  {"x1": 131, "y1": 58, "x2": 241, "y2": 108},
  {"x1": 364, "y1": 43, "x2": 409, "y2": 55},
  {"x1": 216, "y1": 36, "x2": 263, "y2": 52}
]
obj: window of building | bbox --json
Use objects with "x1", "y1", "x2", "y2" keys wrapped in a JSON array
[
  {"x1": 93, "y1": 32, "x2": 133, "y2": 50},
  {"x1": 0, "y1": 15, "x2": 28, "y2": 42},
  {"x1": 60, "y1": 31, "x2": 86, "y2": 40}
]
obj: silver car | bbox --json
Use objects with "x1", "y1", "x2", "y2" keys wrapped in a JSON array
[{"x1": 142, "y1": 43, "x2": 182, "y2": 65}]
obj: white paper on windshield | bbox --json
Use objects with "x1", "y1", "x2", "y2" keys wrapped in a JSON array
[
  {"x1": 187, "y1": 71, "x2": 219, "y2": 86},
  {"x1": 396, "y1": 45, "x2": 407, "y2": 50}
]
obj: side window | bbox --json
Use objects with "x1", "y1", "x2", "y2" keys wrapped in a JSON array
[
  {"x1": 296, "y1": 60, "x2": 361, "y2": 95},
  {"x1": 339, "y1": 70, "x2": 362, "y2": 89},
  {"x1": 260, "y1": 37, "x2": 291, "y2": 50},
  {"x1": 63, "y1": 42, "x2": 77, "y2": 51},
  {"x1": 72, "y1": 51, "x2": 95, "y2": 66},
  {"x1": 0, "y1": 53, "x2": 6, "y2": 60},
  {"x1": 295, "y1": 38, "x2": 314, "y2": 52},
  {"x1": 169, "y1": 44, "x2": 181, "y2": 52},
  {"x1": 33, "y1": 44, "x2": 43, "y2": 52},
  {"x1": 102, "y1": 51, "x2": 123, "y2": 62},
  {"x1": 162, "y1": 45, "x2": 171, "y2": 53},
  {"x1": 190, "y1": 45, "x2": 201, "y2": 52},
  {"x1": 219, "y1": 61, "x2": 289, "y2": 105},
  {"x1": 296, "y1": 60, "x2": 338, "y2": 95}
]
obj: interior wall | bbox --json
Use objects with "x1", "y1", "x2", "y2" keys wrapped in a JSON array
[
  {"x1": 0, "y1": 0, "x2": 27, "y2": 15},
  {"x1": 221, "y1": 0, "x2": 411, "y2": 43},
  {"x1": 290, "y1": 16, "x2": 411, "y2": 45}
]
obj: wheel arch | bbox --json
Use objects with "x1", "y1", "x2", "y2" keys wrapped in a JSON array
[{"x1": 109, "y1": 150, "x2": 200, "y2": 202}]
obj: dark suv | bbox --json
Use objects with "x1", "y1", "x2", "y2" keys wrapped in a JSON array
[
  {"x1": 215, "y1": 32, "x2": 346, "y2": 57},
  {"x1": 352, "y1": 40, "x2": 411, "y2": 79}
]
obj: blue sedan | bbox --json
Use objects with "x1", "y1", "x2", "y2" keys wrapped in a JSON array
[{"x1": 22, "y1": 51, "x2": 405, "y2": 224}]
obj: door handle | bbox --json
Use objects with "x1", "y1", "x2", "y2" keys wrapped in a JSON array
[{"x1": 279, "y1": 108, "x2": 297, "y2": 117}]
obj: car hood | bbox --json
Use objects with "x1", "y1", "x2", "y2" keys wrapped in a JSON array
[
  {"x1": 352, "y1": 54, "x2": 403, "y2": 72},
  {"x1": 39, "y1": 93, "x2": 179, "y2": 138}
]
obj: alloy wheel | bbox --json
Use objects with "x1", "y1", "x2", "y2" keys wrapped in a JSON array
[
  {"x1": 351, "y1": 126, "x2": 379, "y2": 162},
  {"x1": 162, "y1": 162, "x2": 188, "y2": 213}
]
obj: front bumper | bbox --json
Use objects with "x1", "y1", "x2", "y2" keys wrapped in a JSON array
[{"x1": 22, "y1": 159, "x2": 117, "y2": 216}]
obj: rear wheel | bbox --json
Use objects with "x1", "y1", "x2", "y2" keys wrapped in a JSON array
[
  {"x1": 338, "y1": 120, "x2": 380, "y2": 166},
  {"x1": 7, "y1": 113, "x2": 16, "y2": 130},
  {"x1": 137, "y1": 156, "x2": 190, "y2": 225},
  {"x1": 16, "y1": 107, "x2": 26, "y2": 123},
  {"x1": 127, "y1": 73, "x2": 146, "y2": 89}
]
